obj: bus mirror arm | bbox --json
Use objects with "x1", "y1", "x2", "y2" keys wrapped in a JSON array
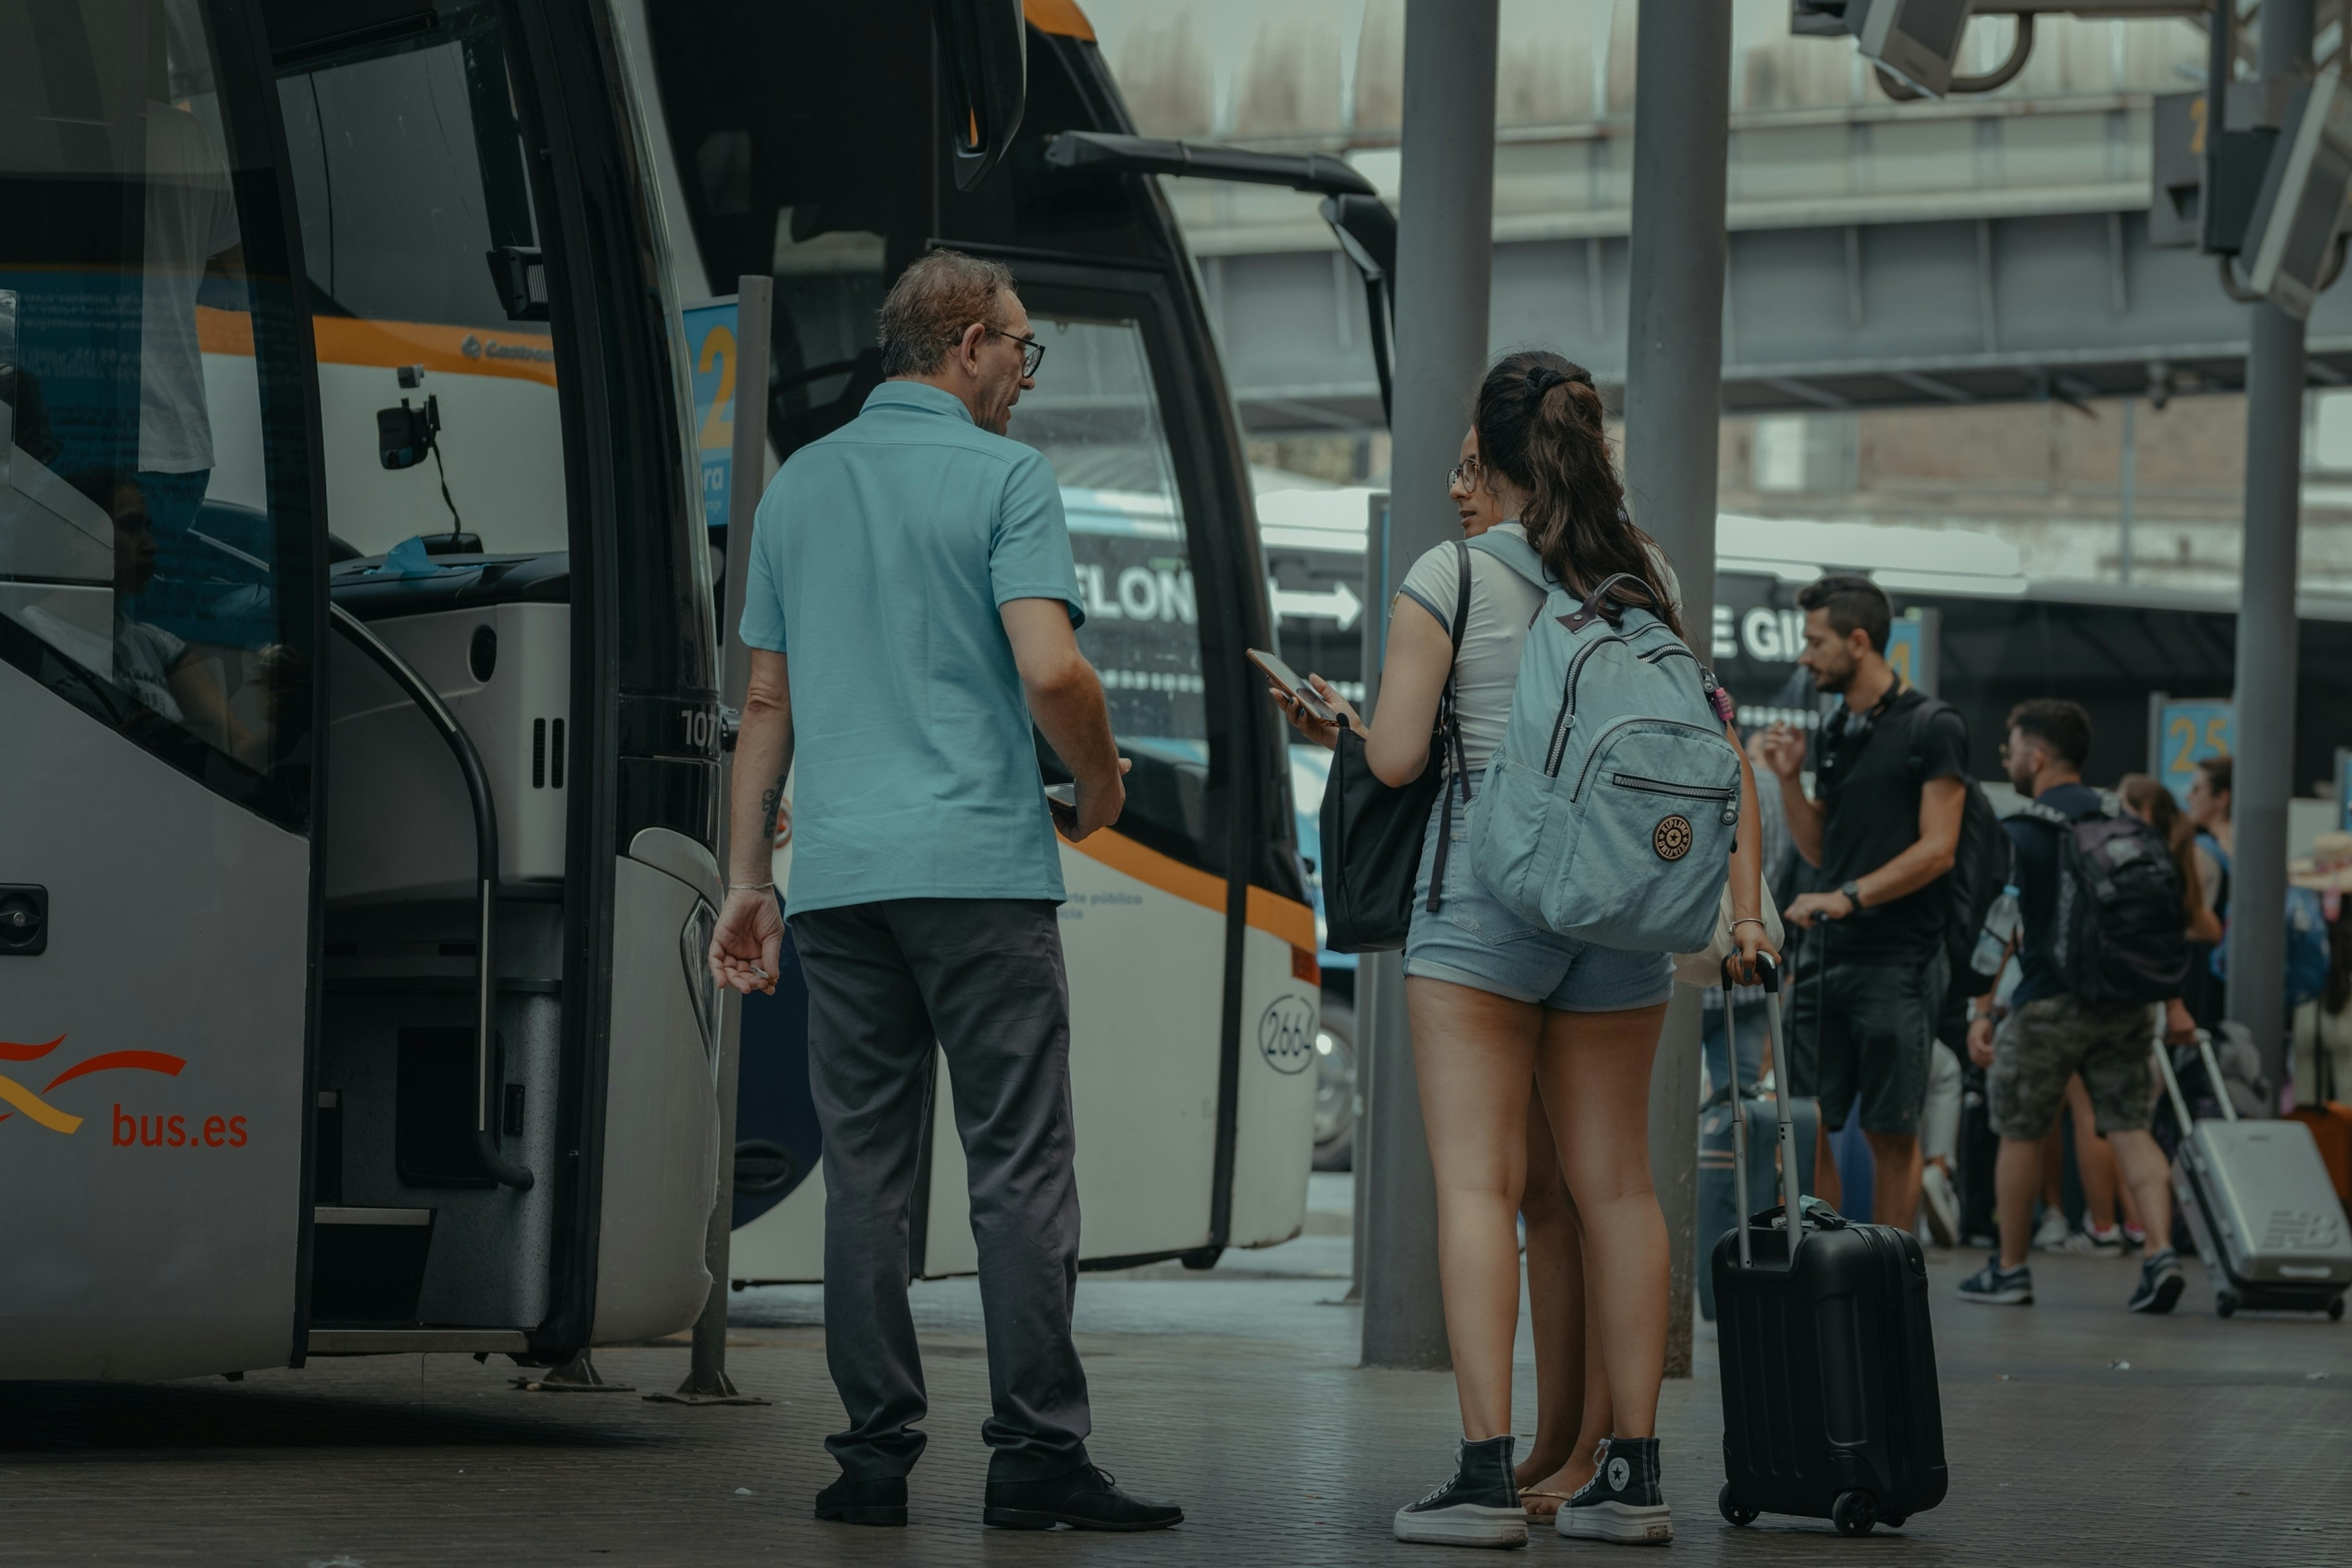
[
  {"x1": 330, "y1": 606, "x2": 534, "y2": 1191},
  {"x1": 1042, "y1": 133, "x2": 1396, "y2": 427}
]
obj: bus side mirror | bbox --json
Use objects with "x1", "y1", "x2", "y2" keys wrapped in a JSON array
[
  {"x1": 933, "y1": 0, "x2": 1026, "y2": 192},
  {"x1": 486, "y1": 246, "x2": 549, "y2": 322}
]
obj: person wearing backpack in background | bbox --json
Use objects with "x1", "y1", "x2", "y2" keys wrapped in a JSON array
[
  {"x1": 1270, "y1": 352, "x2": 1773, "y2": 1548},
  {"x1": 2290, "y1": 835, "x2": 2352, "y2": 1114},
  {"x1": 2184, "y1": 755, "x2": 2234, "y2": 1033},
  {"x1": 1958, "y1": 702, "x2": 2187, "y2": 1314},
  {"x1": 1757, "y1": 576, "x2": 1968, "y2": 1235},
  {"x1": 2188, "y1": 754, "x2": 2334, "y2": 1054}
]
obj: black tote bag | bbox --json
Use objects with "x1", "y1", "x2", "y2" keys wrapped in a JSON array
[{"x1": 1319, "y1": 543, "x2": 1471, "y2": 952}]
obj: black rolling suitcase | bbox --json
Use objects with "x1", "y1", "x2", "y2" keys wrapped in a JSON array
[{"x1": 1711, "y1": 954, "x2": 1949, "y2": 1538}]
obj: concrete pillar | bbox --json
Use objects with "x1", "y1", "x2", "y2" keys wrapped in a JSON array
[
  {"x1": 1358, "y1": 0, "x2": 1498, "y2": 1373},
  {"x1": 2229, "y1": 0, "x2": 2313, "y2": 1089},
  {"x1": 1623, "y1": 0, "x2": 1733, "y2": 1379}
]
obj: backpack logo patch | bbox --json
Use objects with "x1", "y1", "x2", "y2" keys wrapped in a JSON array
[{"x1": 1653, "y1": 816, "x2": 1693, "y2": 861}]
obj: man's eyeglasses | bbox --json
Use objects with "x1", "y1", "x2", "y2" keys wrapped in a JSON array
[
  {"x1": 989, "y1": 327, "x2": 1046, "y2": 377},
  {"x1": 1447, "y1": 454, "x2": 1482, "y2": 491}
]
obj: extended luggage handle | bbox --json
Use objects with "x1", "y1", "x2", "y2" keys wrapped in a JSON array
[
  {"x1": 2152, "y1": 1027, "x2": 2241, "y2": 1129},
  {"x1": 2152, "y1": 1031, "x2": 2199, "y2": 1138},
  {"x1": 1724, "y1": 951, "x2": 1804, "y2": 1268}
]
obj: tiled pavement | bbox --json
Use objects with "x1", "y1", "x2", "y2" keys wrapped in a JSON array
[{"x1": 4, "y1": 1179, "x2": 2348, "y2": 1566}]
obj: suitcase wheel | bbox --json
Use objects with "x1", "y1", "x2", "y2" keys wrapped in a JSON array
[
  {"x1": 2216, "y1": 1289, "x2": 2239, "y2": 1319},
  {"x1": 1716, "y1": 1483, "x2": 1757, "y2": 1528},
  {"x1": 1831, "y1": 1490, "x2": 1879, "y2": 1537}
]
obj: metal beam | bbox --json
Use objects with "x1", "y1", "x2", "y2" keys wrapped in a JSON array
[
  {"x1": 1888, "y1": 369, "x2": 1976, "y2": 402},
  {"x1": 1357, "y1": 0, "x2": 1498, "y2": 1374},
  {"x1": 2228, "y1": 0, "x2": 2313, "y2": 1092},
  {"x1": 1623, "y1": 0, "x2": 1732, "y2": 1385}
]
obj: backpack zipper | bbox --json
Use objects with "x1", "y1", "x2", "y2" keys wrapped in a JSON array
[
  {"x1": 1540, "y1": 638, "x2": 1697, "y2": 775},
  {"x1": 1610, "y1": 772, "x2": 1737, "y2": 801},
  {"x1": 1566, "y1": 713, "x2": 1733, "y2": 796}
]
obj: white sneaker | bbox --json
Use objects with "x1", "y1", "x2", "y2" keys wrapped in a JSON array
[
  {"x1": 2030, "y1": 1207, "x2": 2070, "y2": 1252},
  {"x1": 1919, "y1": 1164, "x2": 1959, "y2": 1248},
  {"x1": 2058, "y1": 1223, "x2": 2125, "y2": 1256}
]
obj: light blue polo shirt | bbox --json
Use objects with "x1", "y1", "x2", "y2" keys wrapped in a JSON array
[{"x1": 739, "y1": 380, "x2": 1085, "y2": 915}]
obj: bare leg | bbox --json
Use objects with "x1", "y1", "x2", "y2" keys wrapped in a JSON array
[
  {"x1": 2107, "y1": 1129, "x2": 2173, "y2": 1252},
  {"x1": 1406, "y1": 977, "x2": 1542, "y2": 1442},
  {"x1": 1812, "y1": 1122, "x2": 1844, "y2": 1208},
  {"x1": 1517, "y1": 1088, "x2": 1583, "y2": 1493},
  {"x1": 2067, "y1": 1075, "x2": 2120, "y2": 1232},
  {"x1": 1536, "y1": 1001, "x2": 1670, "y2": 1439},
  {"x1": 2039, "y1": 1121, "x2": 2065, "y2": 1215},
  {"x1": 1864, "y1": 1131, "x2": 1923, "y2": 1232},
  {"x1": 1996, "y1": 1136, "x2": 2040, "y2": 1270},
  {"x1": 1518, "y1": 1091, "x2": 1611, "y2": 1513}
]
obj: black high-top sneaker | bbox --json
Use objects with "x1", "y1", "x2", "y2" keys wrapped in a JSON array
[
  {"x1": 1557, "y1": 1435, "x2": 1671, "y2": 1545},
  {"x1": 1392, "y1": 1434, "x2": 1527, "y2": 1548}
]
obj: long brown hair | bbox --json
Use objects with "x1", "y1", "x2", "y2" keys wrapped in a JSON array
[
  {"x1": 2119, "y1": 772, "x2": 2203, "y2": 920},
  {"x1": 1472, "y1": 350, "x2": 1681, "y2": 639}
]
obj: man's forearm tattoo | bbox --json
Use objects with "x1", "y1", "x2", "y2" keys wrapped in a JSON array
[{"x1": 760, "y1": 775, "x2": 786, "y2": 840}]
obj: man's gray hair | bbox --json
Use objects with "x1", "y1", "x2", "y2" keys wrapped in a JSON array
[{"x1": 877, "y1": 249, "x2": 1017, "y2": 378}]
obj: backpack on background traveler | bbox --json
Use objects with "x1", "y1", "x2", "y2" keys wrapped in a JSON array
[
  {"x1": 1902, "y1": 700, "x2": 2010, "y2": 986},
  {"x1": 2201, "y1": 842, "x2": 2331, "y2": 1012},
  {"x1": 2013, "y1": 798, "x2": 2191, "y2": 1006},
  {"x1": 1463, "y1": 532, "x2": 1743, "y2": 953}
]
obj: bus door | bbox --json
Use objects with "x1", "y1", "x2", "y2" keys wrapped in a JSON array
[
  {"x1": 271, "y1": 0, "x2": 722, "y2": 1355},
  {"x1": 989, "y1": 264, "x2": 1317, "y2": 1272},
  {"x1": 0, "y1": 0, "x2": 328, "y2": 1379}
]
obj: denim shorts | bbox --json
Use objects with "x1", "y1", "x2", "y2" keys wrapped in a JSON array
[{"x1": 1404, "y1": 783, "x2": 1675, "y2": 1012}]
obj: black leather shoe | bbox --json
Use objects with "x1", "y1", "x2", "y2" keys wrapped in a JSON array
[
  {"x1": 814, "y1": 1474, "x2": 907, "y2": 1526},
  {"x1": 983, "y1": 1464, "x2": 1182, "y2": 1532}
]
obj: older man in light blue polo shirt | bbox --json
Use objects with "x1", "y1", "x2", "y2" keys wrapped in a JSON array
[{"x1": 709, "y1": 251, "x2": 1177, "y2": 1534}]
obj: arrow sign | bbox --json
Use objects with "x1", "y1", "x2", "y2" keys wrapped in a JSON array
[{"x1": 1268, "y1": 579, "x2": 1361, "y2": 630}]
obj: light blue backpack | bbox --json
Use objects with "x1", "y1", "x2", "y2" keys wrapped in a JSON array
[{"x1": 1464, "y1": 530, "x2": 1742, "y2": 951}]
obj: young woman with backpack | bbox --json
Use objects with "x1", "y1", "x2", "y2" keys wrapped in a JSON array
[{"x1": 1269, "y1": 351, "x2": 1773, "y2": 1547}]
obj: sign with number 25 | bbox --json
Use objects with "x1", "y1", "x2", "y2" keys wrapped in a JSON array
[{"x1": 2149, "y1": 694, "x2": 2233, "y2": 806}]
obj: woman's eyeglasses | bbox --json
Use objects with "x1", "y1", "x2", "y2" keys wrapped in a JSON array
[
  {"x1": 989, "y1": 327, "x2": 1046, "y2": 377},
  {"x1": 1447, "y1": 455, "x2": 1482, "y2": 491}
]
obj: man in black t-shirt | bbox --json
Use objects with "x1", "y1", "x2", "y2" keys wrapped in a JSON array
[
  {"x1": 1956, "y1": 701, "x2": 2184, "y2": 1314},
  {"x1": 1758, "y1": 575, "x2": 1966, "y2": 1232}
]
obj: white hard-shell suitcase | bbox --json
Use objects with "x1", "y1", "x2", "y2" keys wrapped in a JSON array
[{"x1": 2156, "y1": 1034, "x2": 2352, "y2": 1319}]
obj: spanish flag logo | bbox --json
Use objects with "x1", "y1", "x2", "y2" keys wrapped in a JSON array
[{"x1": 0, "y1": 1035, "x2": 187, "y2": 1136}]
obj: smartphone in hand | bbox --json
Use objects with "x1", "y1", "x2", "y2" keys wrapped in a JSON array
[
  {"x1": 1246, "y1": 647, "x2": 1336, "y2": 721},
  {"x1": 1044, "y1": 782, "x2": 1078, "y2": 836}
]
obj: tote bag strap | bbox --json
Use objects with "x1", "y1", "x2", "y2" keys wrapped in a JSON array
[{"x1": 1426, "y1": 541, "x2": 1473, "y2": 914}]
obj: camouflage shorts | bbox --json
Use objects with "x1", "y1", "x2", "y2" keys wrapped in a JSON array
[{"x1": 1988, "y1": 996, "x2": 2158, "y2": 1142}]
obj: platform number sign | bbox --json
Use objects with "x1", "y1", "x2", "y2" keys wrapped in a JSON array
[
  {"x1": 2149, "y1": 694, "x2": 2233, "y2": 806},
  {"x1": 1883, "y1": 613, "x2": 1936, "y2": 697},
  {"x1": 682, "y1": 297, "x2": 739, "y2": 532}
]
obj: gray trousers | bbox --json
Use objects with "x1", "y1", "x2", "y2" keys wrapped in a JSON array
[{"x1": 791, "y1": 897, "x2": 1091, "y2": 1482}]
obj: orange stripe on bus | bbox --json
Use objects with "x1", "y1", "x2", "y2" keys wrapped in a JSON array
[
  {"x1": 1023, "y1": 0, "x2": 1096, "y2": 41},
  {"x1": 195, "y1": 306, "x2": 559, "y2": 387},
  {"x1": 1060, "y1": 827, "x2": 1316, "y2": 951}
]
